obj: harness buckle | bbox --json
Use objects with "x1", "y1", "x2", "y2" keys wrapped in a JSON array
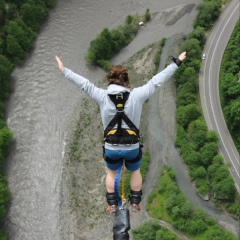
[{"x1": 116, "y1": 93, "x2": 123, "y2": 99}]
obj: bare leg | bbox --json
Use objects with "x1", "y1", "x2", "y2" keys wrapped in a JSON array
[
  {"x1": 106, "y1": 168, "x2": 117, "y2": 192},
  {"x1": 130, "y1": 169, "x2": 142, "y2": 191}
]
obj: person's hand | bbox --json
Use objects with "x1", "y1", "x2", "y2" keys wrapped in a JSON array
[
  {"x1": 55, "y1": 55, "x2": 64, "y2": 72},
  {"x1": 178, "y1": 51, "x2": 187, "y2": 61}
]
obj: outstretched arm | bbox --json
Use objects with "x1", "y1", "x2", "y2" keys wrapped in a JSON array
[
  {"x1": 55, "y1": 55, "x2": 105, "y2": 104},
  {"x1": 132, "y1": 51, "x2": 187, "y2": 102}
]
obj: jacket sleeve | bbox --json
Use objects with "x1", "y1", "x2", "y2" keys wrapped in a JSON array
[
  {"x1": 132, "y1": 63, "x2": 178, "y2": 103},
  {"x1": 62, "y1": 67, "x2": 105, "y2": 104}
]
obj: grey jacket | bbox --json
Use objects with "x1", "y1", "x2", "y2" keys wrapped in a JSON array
[{"x1": 62, "y1": 62, "x2": 178, "y2": 150}]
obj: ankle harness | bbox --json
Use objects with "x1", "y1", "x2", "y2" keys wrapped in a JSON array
[
  {"x1": 129, "y1": 190, "x2": 142, "y2": 205},
  {"x1": 103, "y1": 92, "x2": 140, "y2": 145},
  {"x1": 106, "y1": 192, "x2": 118, "y2": 206}
]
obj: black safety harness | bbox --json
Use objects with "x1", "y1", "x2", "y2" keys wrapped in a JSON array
[{"x1": 103, "y1": 92, "x2": 142, "y2": 164}]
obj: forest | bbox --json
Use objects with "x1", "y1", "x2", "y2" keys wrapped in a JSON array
[{"x1": 0, "y1": 0, "x2": 55, "y2": 238}]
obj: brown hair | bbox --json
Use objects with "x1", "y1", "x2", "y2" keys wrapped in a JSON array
[{"x1": 107, "y1": 65, "x2": 130, "y2": 88}]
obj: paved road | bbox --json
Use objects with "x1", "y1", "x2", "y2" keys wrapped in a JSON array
[{"x1": 199, "y1": 0, "x2": 240, "y2": 193}]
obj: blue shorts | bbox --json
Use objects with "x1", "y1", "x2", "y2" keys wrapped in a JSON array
[{"x1": 104, "y1": 148, "x2": 142, "y2": 171}]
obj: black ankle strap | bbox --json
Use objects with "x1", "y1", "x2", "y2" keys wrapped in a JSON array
[
  {"x1": 106, "y1": 192, "x2": 118, "y2": 206},
  {"x1": 129, "y1": 190, "x2": 142, "y2": 205}
]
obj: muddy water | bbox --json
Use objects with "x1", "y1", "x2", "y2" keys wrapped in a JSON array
[{"x1": 4, "y1": 0, "x2": 237, "y2": 239}]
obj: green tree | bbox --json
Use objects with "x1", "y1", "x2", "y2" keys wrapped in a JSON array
[
  {"x1": 85, "y1": 28, "x2": 113, "y2": 65},
  {"x1": 188, "y1": 219, "x2": 207, "y2": 235},
  {"x1": 179, "y1": 38, "x2": 201, "y2": 61},
  {"x1": 6, "y1": 0, "x2": 26, "y2": 7},
  {"x1": 0, "y1": 103, "x2": 5, "y2": 120},
  {"x1": 174, "y1": 39, "x2": 201, "y2": 83},
  {"x1": 5, "y1": 19, "x2": 36, "y2": 52},
  {"x1": 195, "y1": 178, "x2": 210, "y2": 195},
  {"x1": 175, "y1": 125, "x2": 188, "y2": 148},
  {"x1": 180, "y1": 142, "x2": 194, "y2": 160},
  {"x1": 6, "y1": 34, "x2": 26, "y2": 64},
  {"x1": 132, "y1": 219, "x2": 161, "y2": 240},
  {"x1": 0, "y1": 230, "x2": 7, "y2": 240},
  {"x1": 41, "y1": 0, "x2": 55, "y2": 8},
  {"x1": 176, "y1": 104, "x2": 201, "y2": 128},
  {"x1": 111, "y1": 29, "x2": 128, "y2": 53},
  {"x1": 0, "y1": 54, "x2": 13, "y2": 100},
  {"x1": 225, "y1": 99, "x2": 240, "y2": 129},
  {"x1": 220, "y1": 73, "x2": 240, "y2": 103},
  {"x1": 5, "y1": 2, "x2": 18, "y2": 20},
  {"x1": 0, "y1": 38, "x2": 4, "y2": 54},
  {"x1": 213, "y1": 176, "x2": 236, "y2": 200},
  {"x1": 177, "y1": 82, "x2": 197, "y2": 106},
  {"x1": 188, "y1": 119, "x2": 207, "y2": 134},
  {"x1": 175, "y1": 67, "x2": 198, "y2": 85},
  {"x1": 188, "y1": 120, "x2": 208, "y2": 150},
  {"x1": 209, "y1": 163, "x2": 236, "y2": 200},
  {"x1": 0, "y1": 172, "x2": 11, "y2": 221},
  {"x1": 190, "y1": 166, "x2": 207, "y2": 180},
  {"x1": 205, "y1": 225, "x2": 236, "y2": 240},
  {"x1": 206, "y1": 130, "x2": 219, "y2": 143},
  {"x1": 122, "y1": 23, "x2": 136, "y2": 39},
  {"x1": 184, "y1": 150, "x2": 201, "y2": 167},
  {"x1": 212, "y1": 154, "x2": 224, "y2": 165},
  {"x1": 20, "y1": 0, "x2": 48, "y2": 31},
  {"x1": 156, "y1": 229, "x2": 176, "y2": 240},
  {"x1": 0, "y1": 0, "x2": 6, "y2": 25},
  {"x1": 125, "y1": 15, "x2": 133, "y2": 25},
  {"x1": 211, "y1": 165, "x2": 230, "y2": 182},
  {"x1": 189, "y1": 26, "x2": 206, "y2": 47},
  {"x1": 144, "y1": 8, "x2": 151, "y2": 22},
  {"x1": 191, "y1": 130, "x2": 207, "y2": 150},
  {"x1": 200, "y1": 142, "x2": 218, "y2": 166},
  {"x1": 194, "y1": 1, "x2": 221, "y2": 30},
  {"x1": 0, "y1": 127, "x2": 13, "y2": 163},
  {"x1": 177, "y1": 92, "x2": 196, "y2": 106}
]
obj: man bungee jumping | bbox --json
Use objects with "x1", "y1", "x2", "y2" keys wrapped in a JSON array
[{"x1": 55, "y1": 51, "x2": 186, "y2": 214}]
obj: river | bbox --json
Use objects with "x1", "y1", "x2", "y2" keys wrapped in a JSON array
[{"x1": 4, "y1": 0, "x2": 237, "y2": 239}]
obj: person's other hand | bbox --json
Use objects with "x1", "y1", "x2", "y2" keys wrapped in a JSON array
[
  {"x1": 55, "y1": 55, "x2": 64, "y2": 72},
  {"x1": 178, "y1": 52, "x2": 187, "y2": 61}
]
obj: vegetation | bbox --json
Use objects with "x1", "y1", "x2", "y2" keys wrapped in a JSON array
[
  {"x1": 0, "y1": 0, "x2": 56, "y2": 238},
  {"x1": 173, "y1": 0, "x2": 239, "y2": 218},
  {"x1": 84, "y1": 9, "x2": 152, "y2": 70},
  {"x1": 132, "y1": 219, "x2": 181, "y2": 240},
  {"x1": 144, "y1": 166, "x2": 237, "y2": 240}
]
